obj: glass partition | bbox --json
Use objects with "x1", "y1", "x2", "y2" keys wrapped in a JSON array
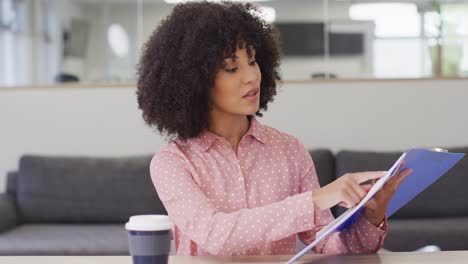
[{"x1": 1, "y1": 0, "x2": 467, "y2": 87}]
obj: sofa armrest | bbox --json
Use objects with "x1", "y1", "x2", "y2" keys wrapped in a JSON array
[{"x1": 0, "y1": 193, "x2": 17, "y2": 233}]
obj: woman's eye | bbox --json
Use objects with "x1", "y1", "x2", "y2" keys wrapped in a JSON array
[{"x1": 224, "y1": 61, "x2": 255, "y2": 73}]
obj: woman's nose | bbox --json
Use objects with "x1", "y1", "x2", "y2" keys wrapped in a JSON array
[{"x1": 242, "y1": 64, "x2": 259, "y2": 84}]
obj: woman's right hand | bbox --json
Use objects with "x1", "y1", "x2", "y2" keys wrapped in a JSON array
[{"x1": 312, "y1": 171, "x2": 386, "y2": 210}]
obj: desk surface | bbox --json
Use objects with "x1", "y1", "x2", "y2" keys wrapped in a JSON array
[{"x1": 0, "y1": 251, "x2": 467, "y2": 264}]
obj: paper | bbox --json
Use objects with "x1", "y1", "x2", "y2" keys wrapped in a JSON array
[{"x1": 287, "y1": 148, "x2": 465, "y2": 264}]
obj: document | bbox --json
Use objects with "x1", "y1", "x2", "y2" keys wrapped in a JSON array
[{"x1": 287, "y1": 148, "x2": 465, "y2": 264}]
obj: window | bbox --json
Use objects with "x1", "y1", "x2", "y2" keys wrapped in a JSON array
[
  {"x1": 439, "y1": 4, "x2": 468, "y2": 76},
  {"x1": 350, "y1": 2, "x2": 468, "y2": 78},
  {"x1": 350, "y1": 3, "x2": 420, "y2": 38},
  {"x1": 350, "y1": 2, "x2": 426, "y2": 78},
  {"x1": 1, "y1": 0, "x2": 16, "y2": 85}
]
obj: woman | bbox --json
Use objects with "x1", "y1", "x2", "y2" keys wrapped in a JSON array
[{"x1": 136, "y1": 1, "x2": 412, "y2": 256}]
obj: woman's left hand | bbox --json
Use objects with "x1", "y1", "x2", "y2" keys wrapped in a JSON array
[{"x1": 363, "y1": 163, "x2": 413, "y2": 226}]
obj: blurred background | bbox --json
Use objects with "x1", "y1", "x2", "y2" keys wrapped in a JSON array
[{"x1": 1, "y1": 0, "x2": 468, "y2": 86}]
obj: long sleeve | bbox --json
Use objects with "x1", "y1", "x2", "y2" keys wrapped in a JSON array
[
  {"x1": 151, "y1": 150, "x2": 317, "y2": 256},
  {"x1": 296, "y1": 141, "x2": 387, "y2": 254}
]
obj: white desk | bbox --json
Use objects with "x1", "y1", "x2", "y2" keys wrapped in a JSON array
[{"x1": 0, "y1": 251, "x2": 467, "y2": 264}]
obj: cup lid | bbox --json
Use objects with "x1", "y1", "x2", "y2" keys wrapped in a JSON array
[{"x1": 125, "y1": 215, "x2": 173, "y2": 231}]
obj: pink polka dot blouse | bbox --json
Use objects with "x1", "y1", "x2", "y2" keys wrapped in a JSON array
[{"x1": 150, "y1": 118, "x2": 387, "y2": 256}]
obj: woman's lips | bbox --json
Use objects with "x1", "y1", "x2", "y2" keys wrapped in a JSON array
[
  {"x1": 243, "y1": 90, "x2": 259, "y2": 101},
  {"x1": 243, "y1": 88, "x2": 259, "y2": 98}
]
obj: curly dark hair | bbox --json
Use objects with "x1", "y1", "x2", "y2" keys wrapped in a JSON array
[{"x1": 136, "y1": 1, "x2": 281, "y2": 140}]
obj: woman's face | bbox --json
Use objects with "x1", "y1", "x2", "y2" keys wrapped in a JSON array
[{"x1": 210, "y1": 46, "x2": 261, "y2": 119}]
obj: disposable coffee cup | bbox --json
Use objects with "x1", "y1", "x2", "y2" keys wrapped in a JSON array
[{"x1": 125, "y1": 215, "x2": 173, "y2": 264}]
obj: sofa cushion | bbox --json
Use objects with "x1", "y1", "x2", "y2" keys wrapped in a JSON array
[
  {"x1": 0, "y1": 224, "x2": 128, "y2": 255},
  {"x1": 17, "y1": 155, "x2": 166, "y2": 223},
  {"x1": 6, "y1": 171, "x2": 17, "y2": 197},
  {"x1": 0, "y1": 194, "x2": 17, "y2": 233},
  {"x1": 309, "y1": 149, "x2": 335, "y2": 188},
  {"x1": 335, "y1": 147, "x2": 468, "y2": 218},
  {"x1": 384, "y1": 218, "x2": 468, "y2": 251}
]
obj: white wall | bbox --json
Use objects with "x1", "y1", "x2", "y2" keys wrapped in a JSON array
[
  {"x1": 264, "y1": 80, "x2": 468, "y2": 151},
  {"x1": 1, "y1": 79, "x2": 468, "y2": 192}
]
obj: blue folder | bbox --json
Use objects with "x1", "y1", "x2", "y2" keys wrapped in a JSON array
[
  {"x1": 287, "y1": 148, "x2": 465, "y2": 264},
  {"x1": 336, "y1": 148, "x2": 465, "y2": 231}
]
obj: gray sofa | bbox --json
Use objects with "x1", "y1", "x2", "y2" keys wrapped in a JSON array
[
  {"x1": 0, "y1": 155, "x2": 166, "y2": 255},
  {"x1": 0, "y1": 148, "x2": 467, "y2": 255}
]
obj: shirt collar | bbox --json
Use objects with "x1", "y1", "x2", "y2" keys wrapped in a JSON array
[
  {"x1": 195, "y1": 117, "x2": 267, "y2": 152},
  {"x1": 194, "y1": 131, "x2": 218, "y2": 152},
  {"x1": 244, "y1": 117, "x2": 267, "y2": 145}
]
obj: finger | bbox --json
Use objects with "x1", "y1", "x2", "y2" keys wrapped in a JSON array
[
  {"x1": 393, "y1": 161, "x2": 407, "y2": 179},
  {"x1": 338, "y1": 201, "x2": 348, "y2": 207},
  {"x1": 352, "y1": 183, "x2": 369, "y2": 200},
  {"x1": 364, "y1": 199, "x2": 378, "y2": 210},
  {"x1": 352, "y1": 171, "x2": 386, "y2": 184},
  {"x1": 386, "y1": 162, "x2": 407, "y2": 186},
  {"x1": 339, "y1": 199, "x2": 353, "y2": 208},
  {"x1": 384, "y1": 167, "x2": 413, "y2": 194},
  {"x1": 361, "y1": 184, "x2": 373, "y2": 192},
  {"x1": 345, "y1": 188, "x2": 364, "y2": 206},
  {"x1": 340, "y1": 190, "x2": 358, "y2": 208},
  {"x1": 384, "y1": 171, "x2": 400, "y2": 187},
  {"x1": 373, "y1": 186, "x2": 385, "y2": 200},
  {"x1": 395, "y1": 168, "x2": 413, "y2": 187},
  {"x1": 376, "y1": 176, "x2": 397, "y2": 199},
  {"x1": 395, "y1": 161, "x2": 404, "y2": 175}
]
